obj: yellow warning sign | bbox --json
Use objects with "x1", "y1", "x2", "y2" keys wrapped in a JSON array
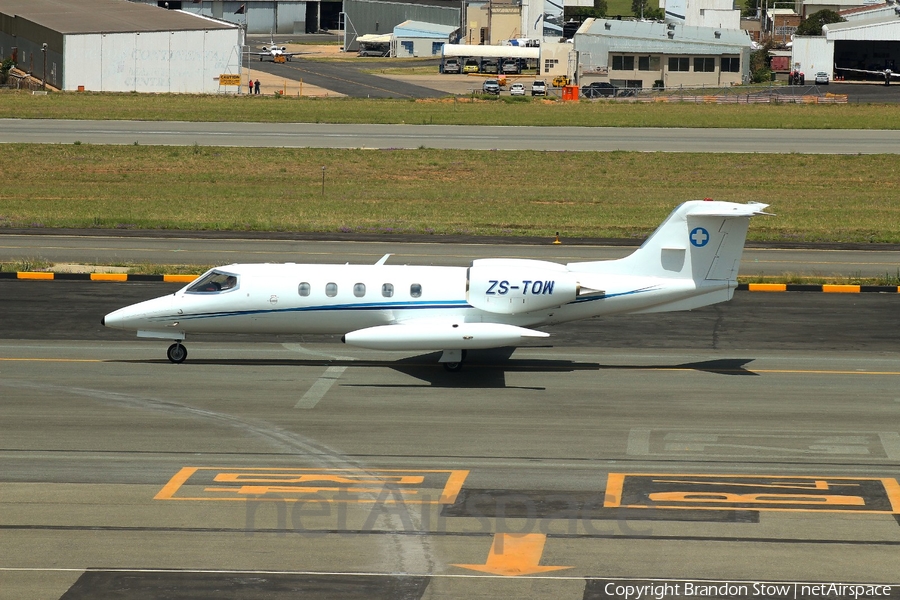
[
  {"x1": 605, "y1": 473, "x2": 900, "y2": 514},
  {"x1": 218, "y1": 74, "x2": 241, "y2": 86},
  {"x1": 155, "y1": 467, "x2": 469, "y2": 504}
]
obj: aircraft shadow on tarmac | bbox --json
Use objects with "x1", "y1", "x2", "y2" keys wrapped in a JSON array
[{"x1": 112, "y1": 351, "x2": 757, "y2": 389}]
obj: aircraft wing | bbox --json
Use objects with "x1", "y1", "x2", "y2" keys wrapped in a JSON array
[{"x1": 836, "y1": 67, "x2": 900, "y2": 78}]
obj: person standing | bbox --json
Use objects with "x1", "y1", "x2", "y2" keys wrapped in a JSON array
[{"x1": 254, "y1": 79, "x2": 260, "y2": 94}]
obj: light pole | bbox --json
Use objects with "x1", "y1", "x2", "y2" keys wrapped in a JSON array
[{"x1": 41, "y1": 43, "x2": 47, "y2": 90}]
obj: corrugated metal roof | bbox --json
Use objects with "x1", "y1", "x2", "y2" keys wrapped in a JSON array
[
  {"x1": 394, "y1": 19, "x2": 458, "y2": 37},
  {"x1": 0, "y1": 0, "x2": 237, "y2": 34},
  {"x1": 824, "y1": 16, "x2": 900, "y2": 38},
  {"x1": 577, "y1": 18, "x2": 751, "y2": 53}
]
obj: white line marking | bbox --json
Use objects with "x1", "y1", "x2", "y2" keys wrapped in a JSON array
[
  {"x1": 295, "y1": 366, "x2": 346, "y2": 409},
  {"x1": 878, "y1": 432, "x2": 900, "y2": 460},
  {"x1": 626, "y1": 428, "x2": 651, "y2": 456}
]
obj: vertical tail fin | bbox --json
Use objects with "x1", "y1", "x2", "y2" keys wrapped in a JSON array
[{"x1": 572, "y1": 200, "x2": 770, "y2": 282}]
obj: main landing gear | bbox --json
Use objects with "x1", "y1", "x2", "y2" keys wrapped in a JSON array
[
  {"x1": 167, "y1": 342, "x2": 187, "y2": 364},
  {"x1": 440, "y1": 349, "x2": 467, "y2": 372}
]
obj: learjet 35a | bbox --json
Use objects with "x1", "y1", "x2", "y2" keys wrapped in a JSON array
[
  {"x1": 253, "y1": 39, "x2": 303, "y2": 61},
  {"x1": 103, "y1": 200, "x2": 769, "y2": 371}
]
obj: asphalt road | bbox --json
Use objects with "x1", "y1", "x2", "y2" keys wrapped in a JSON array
[
  {"x1": 253, "y1": 56, "x2": 444, "y2": 98},
  {"x1": 1, "y1": 282, "x2": 899, "y2": 600},
  {"x1": 2, "y1": 118, "x2": 900, "y2": 152}
]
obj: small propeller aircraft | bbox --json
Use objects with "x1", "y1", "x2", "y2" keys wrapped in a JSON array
[
  {"x1": 252, "y1": 38, "x2": 303, "y2": 62},
  {"x1": 103, "y1": 200, "x2": 770, "y2": 371}
]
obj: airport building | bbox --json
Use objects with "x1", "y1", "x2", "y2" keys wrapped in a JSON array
[
  {"x1": 791, "y1": 4, "x2": 900, "y2": 80},
  {"x1": 127, "y1": 0, "x2": 342, "y2": 35},
  {"x1": 0, "y1": 0, "x2": 242, "y2": 93},
  {"x1": 573, "y1": 18, "x2": 752, "y2": 90}
]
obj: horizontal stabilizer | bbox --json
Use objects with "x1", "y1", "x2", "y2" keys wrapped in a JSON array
[{"x1": 342, "y1": 322, "x2": 548, "y2": 351}]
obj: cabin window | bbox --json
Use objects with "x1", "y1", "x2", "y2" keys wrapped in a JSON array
[
  {"x1": 382, "y1": 283, "x2": 394, "y2": 297},
  {"x1": 353, "y1": 283, "x2": 366, "y2": 297},
  {"x1": 186, "y1": 270, "x2": 239, "y2": 294},
  {"x1": 326, "y1": 282, "x2": 338, "y2": 297},
  {"x1": 298, "y1": 282, "x2": 310, "y2": 296},
  {"x1": 410, "y1": 283, "x2": 422, "y2": 298}
]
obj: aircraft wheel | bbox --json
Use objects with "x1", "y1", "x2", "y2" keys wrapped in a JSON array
[
  {"x1": 167, "y1": 343, "x2": 187, "y2": 364},
  {"x1": 443, "y1": 361, "x2": 462, "y2": 372}
]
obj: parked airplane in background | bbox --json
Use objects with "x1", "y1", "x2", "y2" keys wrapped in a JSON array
[
  {"x1": 253, "y1": 39, "x2": 303, "y2": 62},
  {"x1": 103, "y1": 200, "x2": 770, "y2": 371},
  {"x1": 836, "y1": 66, "x2": 900, "y2": 85}
]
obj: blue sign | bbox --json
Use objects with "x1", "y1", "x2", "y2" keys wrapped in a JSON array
[{"x1": 690, "y1": 227, "x2": 709, "y2": 247}]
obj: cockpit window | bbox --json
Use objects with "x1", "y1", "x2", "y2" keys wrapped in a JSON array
[{"x1": 186, "y1": 270, "x2": 239, "y2": 294}]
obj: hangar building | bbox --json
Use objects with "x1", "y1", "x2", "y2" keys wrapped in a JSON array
[
  {"x1": 791, "y1": 3, "x2": 900, "y2": 79},
  {"x1": 342, "y1": 0, "x2": 460, "y2": 52},
  {"x1": 0, "y1": 0, "x2": 242, "y2": 93},
  {"x1": 129, "y1": 0, "x2": 343, "y2": 35},
  {"x1": 574, "y1": 18, "x2": 751, "y2": 90}
]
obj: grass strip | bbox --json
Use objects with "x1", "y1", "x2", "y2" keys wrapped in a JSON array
[
  {"x1": 1, "y1": 90, "x2": 898, "y2": 129},
  {"x1": 1, "y1": 144, "x2": 899, "y2": 243}
]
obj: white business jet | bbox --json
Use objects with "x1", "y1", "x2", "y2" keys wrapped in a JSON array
[
  {"x1": 102, "y1": 200, "x2": 769, "y2": 371},
  {"x1": 253, "y1": 39, "x2": 303, "y2": 62}
]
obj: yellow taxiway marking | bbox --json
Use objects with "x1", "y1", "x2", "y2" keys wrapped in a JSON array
[
  {"x1": 605, "y1": 473, "x2": 900, "y2": 514},
  {"x1": 1, "y1": 356, "x2": 899, "y2": 377},
  {"x1": 155, "y1": 467, "x2": 469, "y2": 504},
  {"x1": 453, "y1": 533, "x2": 572, "y2": 577},
  {"x1": 0, "y1": 358, "x2": 103, "y2": 363},
  {"x1": 650, "y1": 367, "x2": 900, "y2": 376}
]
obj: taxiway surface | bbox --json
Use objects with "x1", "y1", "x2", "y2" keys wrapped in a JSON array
[
  {"x1": 3, "y1": 119, "x2": 900, "y2": 153},
  {"x1": 1, "y1": 271, "x2": 899, "y2": 599}
]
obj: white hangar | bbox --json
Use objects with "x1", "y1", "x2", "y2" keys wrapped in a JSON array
[
  {"x1": 0, "y1": 0, "x2": 242, "y2": 93},
  {"x1": 791, "y1": 3, "x2": 900, "y2": 81}
]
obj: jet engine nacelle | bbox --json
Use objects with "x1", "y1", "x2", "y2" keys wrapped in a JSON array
[{"x1": 467, "y1": 259, "x2": 578, "y2": 315}]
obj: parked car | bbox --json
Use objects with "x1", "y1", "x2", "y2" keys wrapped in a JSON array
[
  {"x1": 815, "y1": 71, "x2": 829, "y2": 85},
  {"x1": 443, "y1": 59, "x2": 460, "y2": 74},
  {"x1": 482, "y1": 79, "x2": 501, "y2": 95},
  {"x1": 531, "y1": 80, "x2": 547, "y2": 96},
  {"x1": 509, "y1": 82, "x2": 526, "y2": 96},
  {"x1": 463, "y1": 59, "x2": 480, "y2": 73},
  {"x1": 481, "y1": 61, "x2": 499, "y2": 74},
  {"x1": 502, "y1": 60, "x2": 520, "y2": 74},
  {"x1": 581, "y1": 81, "x2": 618, "y2": 98}
]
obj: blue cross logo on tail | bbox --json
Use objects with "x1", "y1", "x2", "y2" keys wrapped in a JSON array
[{"x1": 690, "y1": 227, "x2": 709, "y2": 247}]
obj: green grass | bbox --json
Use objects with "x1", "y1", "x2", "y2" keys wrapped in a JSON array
[
  {"x1": 2, "y1": 90, "x2": 898, "y2": 129},
  {"x1": 606, "y1": 0, "x2": 635, "y2": 17},
  {"x1": 2, "y1": 144, "x2": 900, "y2": 243}
]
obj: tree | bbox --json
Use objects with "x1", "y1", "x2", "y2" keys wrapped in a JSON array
[
  {"x1": 749, "y1": 39, "x2": 775, "y2": 83},
  {"x1": 795, "y1": 9, "x2": 844, "y2": 36},
  {"x1": 742, "y1": 0, "x2": 760, "y2": 18},
  {"x1": 631, "y1": 0, "x2": 662, "y2": 19},
  {"x1": 0, "y1": 57, "x2": 14, "y2": 85},
  {"x1": 565, "y1": 0, "x2": 608, "y2": 20}
]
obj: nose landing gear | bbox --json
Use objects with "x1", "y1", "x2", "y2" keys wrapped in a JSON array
[{"x1": 167, "y1": 342, "x2": 188, "y2": 364}]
